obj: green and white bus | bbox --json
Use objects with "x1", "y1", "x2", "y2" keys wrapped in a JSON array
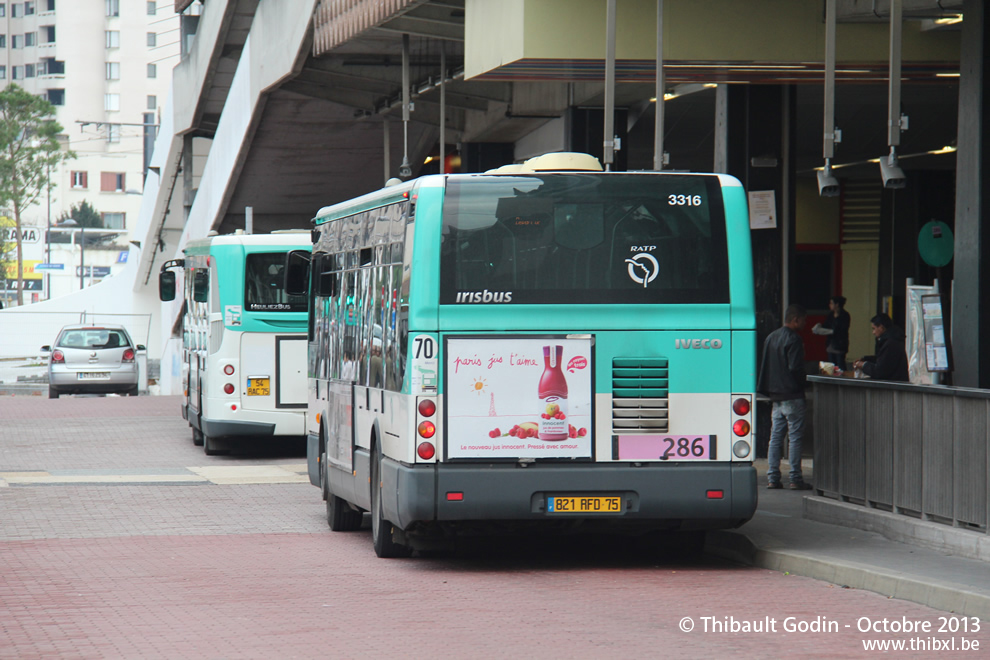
[
  {"x1": 291, "y1": 153, "x2": 757, "y2": 557},
  {"x1": 160, "y1": 231, "x2": 311, "y2": 455}
]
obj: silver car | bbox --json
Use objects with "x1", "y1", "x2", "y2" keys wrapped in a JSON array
[{"x1": 43, "y1": 324, "x2": 143, "y2": 399}]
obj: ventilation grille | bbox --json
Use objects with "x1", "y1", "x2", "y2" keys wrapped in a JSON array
[
  {"x1": 842, "y1": 179, "x2": 882, "y2": 244},
  {"x1": 612, "y1": 358, "x2": 669, "y2": 433},
  {"x1": 209, "y1": 320, "x2": 224, "y2": 354}
]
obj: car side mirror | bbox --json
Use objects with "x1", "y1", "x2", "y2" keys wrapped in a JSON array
[
  {"x1": 41, "y1": 345, "x2": 51, "y2": 352},
  {"x1": 159, "y1": 271, "x2": 176, "y2": 301},
  {"x1": 193, "y1": 270, "x2": 209, "y2": 303},
  {"x1": 136, "y1": 344, "x2": 146, "y2": 351}
]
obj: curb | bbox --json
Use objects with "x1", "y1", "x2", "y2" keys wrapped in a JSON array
[
  {"x1": 803, "y1": 496, "x2": 990, "y2": 563},
  {"x1": 707, "y1": 529, "x2": 990, "y2": 621}
]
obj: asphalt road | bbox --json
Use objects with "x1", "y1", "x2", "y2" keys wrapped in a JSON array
[{"x1": 1, "y1": 394, "x2": 986, "y2": 658}]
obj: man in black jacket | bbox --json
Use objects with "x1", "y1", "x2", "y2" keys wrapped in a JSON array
[
  {"x1": 853, "y1": 313, "x2": 909, "y2": 382},
  {"x1": 757, "y1": 304, "x2": 811, "y2": 490}
]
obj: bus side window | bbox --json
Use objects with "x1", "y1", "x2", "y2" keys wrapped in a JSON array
[{"x1": 193, "y1": 270, "x2": 209, "y2": 303}]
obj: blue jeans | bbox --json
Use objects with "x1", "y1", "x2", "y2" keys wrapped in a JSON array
[{"x1": 768, "y1": 398, "x2": 806, "y2": 484}]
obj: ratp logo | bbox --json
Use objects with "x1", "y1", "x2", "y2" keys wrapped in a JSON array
[{"x1": 624, "y1": 252, "x2": 659, "y2": 288}]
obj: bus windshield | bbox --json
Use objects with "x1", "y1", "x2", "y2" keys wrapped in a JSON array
[
  {"x1": 244, "y1": 252, "x2": 309, "y2": 312},
  {"x1": 440, "y1": 174, "x2": 729, "y2": 305}
]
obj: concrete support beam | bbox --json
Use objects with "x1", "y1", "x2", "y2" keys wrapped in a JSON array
[{"x1": 952, "y1": 0, "x2": 989, "y2": 388}]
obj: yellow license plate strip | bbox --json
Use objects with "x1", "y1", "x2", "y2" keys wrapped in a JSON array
[
  {"x1": 247, "y1": 378, "x2": 270, "y2": 396},
  {"x1": 547, "y1": 496, "x2": 622, "y2": 514}
]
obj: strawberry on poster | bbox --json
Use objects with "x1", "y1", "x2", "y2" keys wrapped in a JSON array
[{"x1": 446, "y1": 337, "x2": 593, "y2": 459}]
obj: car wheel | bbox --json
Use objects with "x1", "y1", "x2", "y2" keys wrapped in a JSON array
[
  {"x1": 191, "y1": 427, "x2": 204, "y2": 447},
  {"x1": 371, "y1": 447, "x2": 411, "y2": 558},
  {"x1": 48, "y1": 387, "x2": 59, "y2": 399},
  {"x1": 126, "y1": 386, "x2": 139, "y2": 397},
  {"x1": 204, "y1": 434, "x2": 228, "y2": 456}
]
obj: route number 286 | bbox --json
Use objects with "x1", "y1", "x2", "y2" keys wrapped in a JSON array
[{"x1": 668, "y1": 194, "x2": 703, "y2": 206}]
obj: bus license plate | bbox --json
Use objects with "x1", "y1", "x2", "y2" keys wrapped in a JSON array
[
  {"x1": 547, "y1": 496, "x2": 621, "y2": 514},
  {"x1": 247, "y1": 378, "x2": 270, "y2": 396}
]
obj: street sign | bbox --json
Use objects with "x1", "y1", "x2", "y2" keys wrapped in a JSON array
[
  {"x1": 35, "y1": 263, "x2": 65, "y2": 271},
  {"x1": 75, "y1": 266, "x2": 112, "y2": 278}
]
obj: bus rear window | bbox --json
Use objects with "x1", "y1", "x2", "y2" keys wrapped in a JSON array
[
  {"x1": 244, "y1": 253, "x2": 308, "y2": 312},
  {"x1": 440, "y1": 174, "x2": 729, "y2": 305}
]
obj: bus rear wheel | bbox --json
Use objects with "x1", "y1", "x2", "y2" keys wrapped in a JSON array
[
  {"x1": 191, "y1": 427, "x2": 204, "y2": 447},
  {"x1": 371, "y1": 448, "x2": 411, "y2": 558}
]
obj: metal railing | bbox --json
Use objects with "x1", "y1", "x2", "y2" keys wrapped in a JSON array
[{"x1": 811, "y1": 376, "x2": 989, "y2": 533}]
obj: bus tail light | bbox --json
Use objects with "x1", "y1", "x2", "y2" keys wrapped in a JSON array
[
  {"x1": 223, "y1": 383, "x2": 235, "y2": 395},
  {"x1": 416, "y1": 397, "x2": 439, "y2": 462},
  {"x1": 223, "y1": 364, "x2": 235, "y2": 376},
  {"x1": 51, "y1": 350, "x2": 64, "y2": 364},
  {"x1": 730, "y1": 393, "x2": 753, "y2": 459}
]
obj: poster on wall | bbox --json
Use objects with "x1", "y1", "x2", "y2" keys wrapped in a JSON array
[
  {"x1": 445, "y1": 337, "x2": 593, "y2": 459},
  {"x1": 747, "y1": 190, "x2": 777, "y2": 230}
]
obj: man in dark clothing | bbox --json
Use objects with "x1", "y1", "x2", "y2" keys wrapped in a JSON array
[
  {"x1": 757, "y1": 304, "x2": 811, "y2": 490},
  {"x1": 853, "y1": 313, "x2": 909, "y2": 382},
  {"x1": 812, "y1": 295, "x2": 851, "y2": 370}
]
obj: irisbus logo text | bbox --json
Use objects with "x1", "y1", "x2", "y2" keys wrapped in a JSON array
[
  {"x1": 675, "y1": 338, "x2": 723, "y2": 349},
  {"x1": 455, "y1": 289, "x2": 513, "y2": 303}
]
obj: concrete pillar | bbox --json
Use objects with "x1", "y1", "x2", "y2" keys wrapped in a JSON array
[
  {"x1": 726, "y1": 85, "x2": 796, "y2": 457},
  {"x1": 952, "y1": 0, "x2": 989, "y2": 388}
]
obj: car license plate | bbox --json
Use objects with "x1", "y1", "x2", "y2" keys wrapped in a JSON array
[
  {"x1": 246, "y1": 378, "x2": 270, "y2": 396},
  {"x1": 77, "y1": 372, "x2": 110, "y2": 380},
  {"x1": 547, "y1": 496, "x2": 622, "y2": 514}
]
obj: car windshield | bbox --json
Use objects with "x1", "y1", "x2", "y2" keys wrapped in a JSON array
[{"x1": 57, "y1": 329, "x2": 129, "y2": 350}]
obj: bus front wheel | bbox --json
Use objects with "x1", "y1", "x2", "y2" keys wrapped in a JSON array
[
  {"x1": 371, "y1": 448, "x2": 411, "y2": 558},
  {"x1": 327, "y1": 492, "x2": 363, "y2": 532}
]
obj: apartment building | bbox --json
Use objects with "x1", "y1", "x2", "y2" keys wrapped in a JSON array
[{"x1": 0, "y1": 0, "x2": 178, "y2": 302}]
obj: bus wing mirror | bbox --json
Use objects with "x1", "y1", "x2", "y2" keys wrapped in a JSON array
[
  {"x1": 159, "y1": 271, "x2": 176, "y2": 301},
  {"x1": 193, "y1": 270, "x2": 209, "y2": 303},
  {"x1": 284, "y1": 250, "x2": 311, "y2": 296}
]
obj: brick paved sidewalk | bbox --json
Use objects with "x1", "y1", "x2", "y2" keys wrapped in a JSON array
[{"x1": 1, "y1": 395, "x2": 986, "y2": 658}]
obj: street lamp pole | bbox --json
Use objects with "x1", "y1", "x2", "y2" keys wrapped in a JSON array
[
  {"x1": 45, "y1": 160, "x2": 51, "y2": 299},
  {"x1": 79, "y1": 224, "x2": 85, "y2": 290}
]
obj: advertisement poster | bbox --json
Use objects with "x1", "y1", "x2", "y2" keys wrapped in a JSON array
[{"x1": 446, "y1": 337, "x2": 593, "y2": 459}]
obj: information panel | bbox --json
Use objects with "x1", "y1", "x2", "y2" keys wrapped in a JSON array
[{"x1": 921, "y1": 295, "x2": 950, "y2": 372}]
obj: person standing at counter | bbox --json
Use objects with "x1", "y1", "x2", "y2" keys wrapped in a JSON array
[
  {"x1": 758, "y1": 304, "x2": 812, "y2": 491},
  {"x1": 853, "y1": 313, "x2": 909, "y2": 382},
  {"x1": 812, "y1": 295, "x2": 851, "y2": 370}
]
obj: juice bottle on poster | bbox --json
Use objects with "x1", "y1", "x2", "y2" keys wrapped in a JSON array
[{"x1": 538, "y1": 345, "x2": 569, "y2": 441}]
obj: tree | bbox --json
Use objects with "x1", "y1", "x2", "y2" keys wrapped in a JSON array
[
  {"x1": 0, "y1": 212, "x2": 14, "y2": 302},
  {"x1": 0, "y1": 84, "x2": 74, "y2": 306},
  {"x1": 57, "y1": 200, "x2": 103, "y2": 228}
]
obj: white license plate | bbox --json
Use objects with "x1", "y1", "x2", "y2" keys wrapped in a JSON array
[{"x1": 78, "y1": 372, "x2": 111, "y2": 380}]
